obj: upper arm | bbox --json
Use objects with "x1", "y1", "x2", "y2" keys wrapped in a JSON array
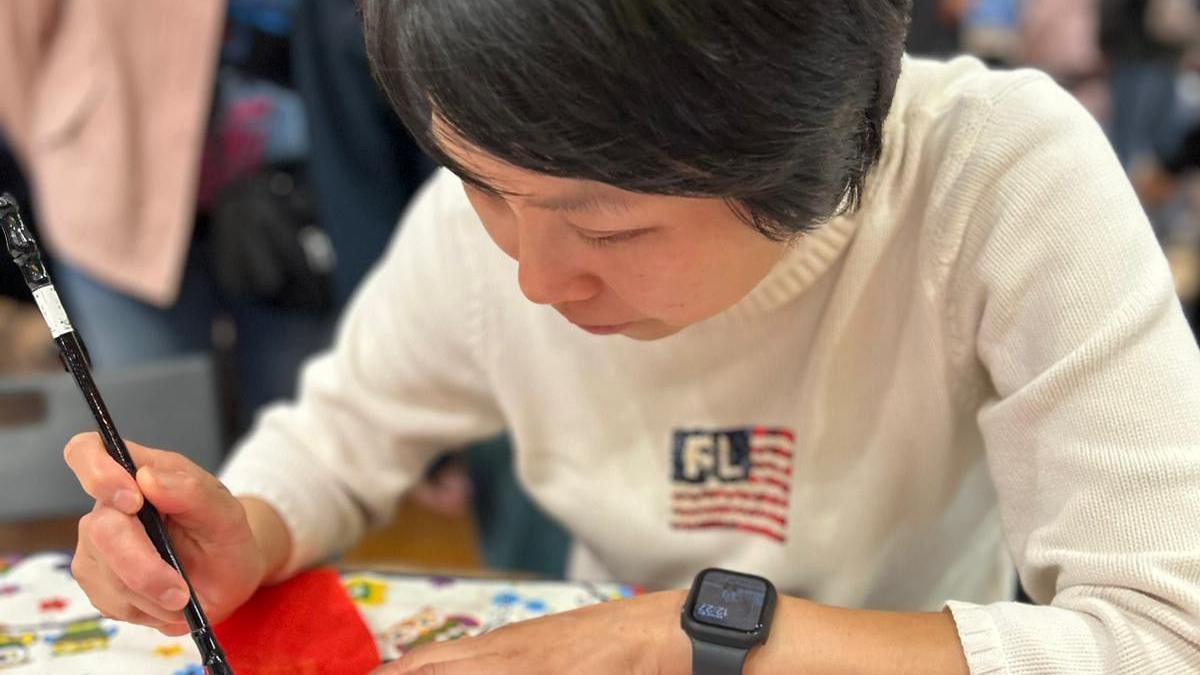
[{"x1": 948, "y1": 73, "x2": 1200, "y2": 608}]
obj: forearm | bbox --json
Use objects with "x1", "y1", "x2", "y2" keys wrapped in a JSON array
[
  {"x1": 745, "y1": 595, "x2": 968, "y2": 675},
  {"x1": 239, "y1": 496, "x2": 294, "y2": 584}
]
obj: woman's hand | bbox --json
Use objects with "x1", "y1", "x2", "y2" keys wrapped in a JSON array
[
  {"x1": 374, "y1": 590, "x2": 692, "y2": 675},
  {"x1": 374, "y1": 585, "x2": 970, "y2": 675},
  {"x1": 63, "y1": 433, "x2": 278, "y2": 635}
]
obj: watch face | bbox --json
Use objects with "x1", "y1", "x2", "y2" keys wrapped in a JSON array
[{"x1": 689, "y1": 570, "x2": 768, "y2": 633}]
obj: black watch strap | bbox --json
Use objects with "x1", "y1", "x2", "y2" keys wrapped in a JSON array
[{"x1": 691, "y1": 638, "x2": 749, "y2": 675}]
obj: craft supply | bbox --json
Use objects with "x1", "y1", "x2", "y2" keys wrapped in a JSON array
[
  {"x1": 213, "y1": 568, "x2": 380, "y2": 673},
  {"x1": 0, "y1": 194, "x2": 233, "y2": 674}
]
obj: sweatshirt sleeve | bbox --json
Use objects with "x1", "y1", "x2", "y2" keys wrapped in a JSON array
[
  {"x1": 942, "y1": 74, "x2": 1200, "y2": 673},
  {"x1": 220, "y1": 170, "x2": 506, "y2": 577}
]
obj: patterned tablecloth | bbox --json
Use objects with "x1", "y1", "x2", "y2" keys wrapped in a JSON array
[{"x1": 0, "y1": 552, "x2": 638, "y2": 674}]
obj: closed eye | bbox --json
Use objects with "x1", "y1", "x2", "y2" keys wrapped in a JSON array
[{"x1": 575, "y1": 228, "x2": 650, "y2": 248}]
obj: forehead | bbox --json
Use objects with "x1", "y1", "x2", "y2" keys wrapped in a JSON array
[{"x1": 431, "y1": 116, "x2": 631, "y2": 208}]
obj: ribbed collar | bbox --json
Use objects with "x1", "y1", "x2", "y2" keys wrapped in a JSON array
[
  {"x1": 715, "y1": 54, "x2": 916, "y2": 322},
  {"x1": 721, "y1": 212, "x2": 859, "y2": 320}
]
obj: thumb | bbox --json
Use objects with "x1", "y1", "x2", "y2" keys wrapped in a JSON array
[{"x1": 136, "y1": 466, "x2": 245, "y2": 542}]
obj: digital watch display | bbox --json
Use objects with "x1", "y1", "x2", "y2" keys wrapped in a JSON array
[
  {"x1": 689, "y1": 570, "x2": 769, "y2": 632},
  {"x1": 681, "y1": 568, "x2": 777, "y2": 675}
]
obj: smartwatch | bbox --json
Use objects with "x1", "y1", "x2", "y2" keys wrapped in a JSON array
[{"x1": 680, "y1": 568, "x2": 777, "y2": 675}]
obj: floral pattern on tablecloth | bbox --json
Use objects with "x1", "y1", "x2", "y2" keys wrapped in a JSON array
[{"x1": 0, "y1": 552, "x2": 638, "y2": 673}]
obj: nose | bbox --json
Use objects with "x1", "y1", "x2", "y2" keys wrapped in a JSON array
[{"x1": 515, "y1": 224, "x2": 597, "y2": 306}]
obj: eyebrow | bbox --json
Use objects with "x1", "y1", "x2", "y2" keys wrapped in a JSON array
[
  {"x1": 464, "y1": 173, "x2": 631, "y2": 214},
  {"x1": 526, "y1": 192, "x2": 632, "y2": 214}
]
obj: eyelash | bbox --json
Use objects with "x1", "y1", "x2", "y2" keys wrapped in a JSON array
[{"x1": 577, "y1": 229, "x2": 645, "y2": 248}]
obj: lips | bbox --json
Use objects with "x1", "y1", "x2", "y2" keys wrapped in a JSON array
[{"x1": 571, "y1": 321, "x2": 633, "y2": 335}]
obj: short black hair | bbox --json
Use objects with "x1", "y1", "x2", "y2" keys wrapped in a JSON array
[{"x1": 363, "y1": 0, "x2": 912, "y2": 240}]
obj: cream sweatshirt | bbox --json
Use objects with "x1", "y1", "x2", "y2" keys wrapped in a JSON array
[{"x1": 222, "y1": 56, "x2": 1200, "y2": 673}]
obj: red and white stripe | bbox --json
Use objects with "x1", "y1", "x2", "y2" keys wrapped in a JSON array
[{"x1": 671, "y1": 429, "x2": 794, "y2": 544}]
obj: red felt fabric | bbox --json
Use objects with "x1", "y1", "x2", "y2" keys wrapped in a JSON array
[{"x1": 214, "y1": 568, "x2": 380, "y2": 674}]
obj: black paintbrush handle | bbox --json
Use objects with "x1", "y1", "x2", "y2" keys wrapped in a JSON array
[
  {"x1": 56, "y1": 332, "x2": 232, "y2": 673},
  {"x1": 4, "y1": 195, "x2": 232, "y2": 673}
]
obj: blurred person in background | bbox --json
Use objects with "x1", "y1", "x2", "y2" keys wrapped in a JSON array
[
  {"x1": 1135, "y1": 113, "x2": 1200, "y2": 331},
  {"x1": 912, "y1": 0, "x2": 1107, "y2": 118},
  {"x1": 290, "y1": 0, "x2": 433, "y2": 307},
  {"x1": 907, "y1": 0, "x2": 967, "y2": 57},
  {"x1": 1101, "y1": 0, "x2": 1200, "y2": 325},
  {"x1": 1166, "y1": 122, "x2": 1200, "y2": 177},
  {"x1": 960, "y1": 0, "x2": 1022, "y2": 66},
  {"x1": 0, "y1": 0, "x2": 336, "y2": 436},
  {"x1": 1100, "y1": 0, "x2": 1198, "y2": 170},
  {"x1": 1019, "y1": 0, "x2": 1108, "y2": 119}
]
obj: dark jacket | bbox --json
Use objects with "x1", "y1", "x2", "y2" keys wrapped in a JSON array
[{"x1": 1099, "y1": 0, "x2": 1189, "y2": 62}]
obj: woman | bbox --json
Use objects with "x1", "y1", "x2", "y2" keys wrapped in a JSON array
[{"x1": 65, "y1": 1, "x2": 1200, "y2": 673}]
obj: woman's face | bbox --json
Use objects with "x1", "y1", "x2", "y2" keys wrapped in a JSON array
[{"x1": 443, "y1": 135, "x2": 788, "y2": 341}]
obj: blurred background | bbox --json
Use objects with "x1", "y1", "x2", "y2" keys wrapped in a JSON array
[{"x1": 0, "y1": 0, "x2": 1197, "y2": 577}]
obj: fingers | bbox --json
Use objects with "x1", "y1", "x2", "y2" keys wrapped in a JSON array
[
  {"x1": 65, "y1": 432, "x2": 240, "y2": 540},
  {"x1": 72, "y1": 547, "x2": 189, "y2": 635},
  {"x1": 382, "y1": 654, "x2": 505, "y2": 675},
  {"x1": 386, "y1": 633, "x2": 499, "y2": 674},
  {"x1": 64, "y1": 433, "x2": 201, "y2": 511},
  {"x1": 98, "y1": 553, "x2": 184, "y2": 624},
  {"x1": 66, "y1": 436, "x2": 253, "y2": 635},
  {"x1": 76, "y1": 504, "x2": 190, "y2": 614},
  {"x1": 136, "y1": 464, "x2": 245, "y2": 541},
  {"x1": 64, "y1": 433, "x2": 143, "y2": 514}
]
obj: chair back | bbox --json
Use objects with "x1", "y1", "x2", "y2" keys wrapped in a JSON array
[{"x1": 0, "y1": 355, "x2": 223, "y2": 521}]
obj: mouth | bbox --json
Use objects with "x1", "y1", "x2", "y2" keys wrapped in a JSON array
[{"x1": 571, "y1": 321, "x2": 634, "y2": 335}]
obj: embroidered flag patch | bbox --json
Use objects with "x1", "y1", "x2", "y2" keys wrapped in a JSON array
[{"x1": 670, "y1": 427, "x2": 795, "y2": 543}]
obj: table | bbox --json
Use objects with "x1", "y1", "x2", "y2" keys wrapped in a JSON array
[{"x1": 0, "y1": 552, "x2": 638, "y2": 673}]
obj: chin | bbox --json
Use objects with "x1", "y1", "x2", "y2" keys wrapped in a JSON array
[{"x1": 620, "y1": 321, "x2": 683, "y2": 341}]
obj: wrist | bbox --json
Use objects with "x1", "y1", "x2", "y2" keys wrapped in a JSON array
[
  {"x1": 743, "y1": 595, "x2": 808, "y2": 675},
  {"x1": 747, "y1": 598, "x2": 969, "y2": 675},
  {"x1": 655, "y1": 590, "x2": 694, "y2": 675},
  {"x1": 239, "y1": 496, "x2": 293, "y2": 585}
]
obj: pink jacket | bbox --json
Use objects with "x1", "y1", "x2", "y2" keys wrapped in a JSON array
[
  {"x1": 0, "y1": 1, "x2": 224, "y2": 307},
  {"x1": 1020, "y1": 0, "x2": 1102, "y2": 79}
]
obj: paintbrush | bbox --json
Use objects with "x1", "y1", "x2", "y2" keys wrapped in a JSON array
[{"x1": 0, "y1": 193, "x2": 233, "y2": 674}]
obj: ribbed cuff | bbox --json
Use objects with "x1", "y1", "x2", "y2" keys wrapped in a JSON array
[
  {"x1": 220, "y1": 435, "x2": 364, "y2": 581},
  {"x1": 220, "y1": 471, "x2": 316, "y2": 582},
  {"x1": 946, "y1": 600, "x2": 1008, "y2": 675}
]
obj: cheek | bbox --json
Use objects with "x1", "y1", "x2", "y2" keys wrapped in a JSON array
[
  {"x1": 605, "y1": 227, "x2": 783, "y2": 323},
  {"x1": 600, "y1": 236, "x2": 716, "y2": 316}
]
